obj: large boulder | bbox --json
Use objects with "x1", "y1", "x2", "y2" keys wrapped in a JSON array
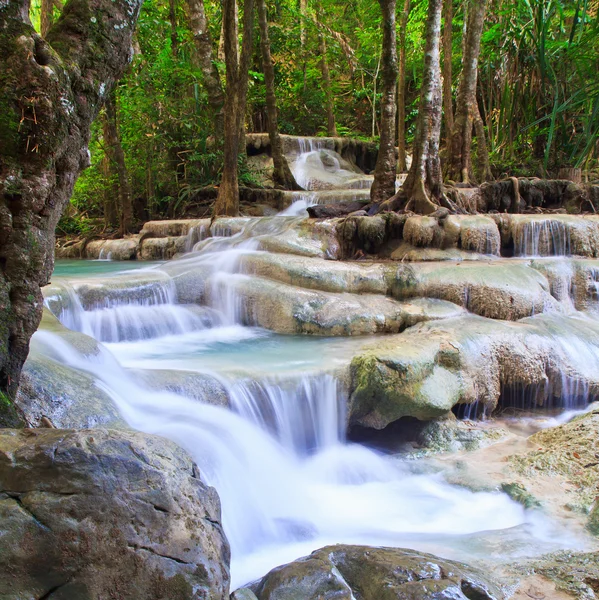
[
  {"x1": 247, "y1": 545, "x2": 502, "y2": 600},
  {"x1": 0, "y1": 429, "x2": 230, "y2": 599}
]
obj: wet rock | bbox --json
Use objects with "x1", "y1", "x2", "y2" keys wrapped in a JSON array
[
  {"x1": 307, "y1": 201, "x2": 366, "y2": 218},
  {"x1": 248, "y1": 545, "x2": 502, "y2": 600},
  {"x1": 209, "y1": 275, "x2": 462, "y2": 336},
  {"x1": 389, "y1": 261, "x2": 558, "y2": 320},
  {"x1": 0, "y1": 428, "x2": 230, "y2": 599},
  {"x1": 500, "y1": 482, "x2": 542, "y2": 509},
  {"x1": 16, "y1": 353, "x2": 127, "y2": 429},
  {"x1": 141, "y1": 218, "x2": 210, "y2": 238},
  {"x1": 139, "y1": 236, "x2": 189, "y2": 260},
  {"x1": 349, "y1": 314, "x2": 599, "y2": 429},
  {"x1": 509, "y1": 408, "x2": 599, "y2": 515},
  {"x1": 239, "y1": 252, "x2": 389, "y2": 295},
  {"x1": 85, "y1": 238, "x2": 139, "y2": 260}
]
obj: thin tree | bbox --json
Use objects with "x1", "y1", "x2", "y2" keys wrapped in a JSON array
[
  {"x1": 185, "y1": 0, "x2": 225, "y2": 138},
  {"x1": 256, "y1": 0, "x2": 302, "y2": 189},
  {"x1": 370, "y1": 0, "x2": 399, "y2": 204},
  {"x1": 103, "y1": 91, "x2": 134, "y2": 235},
  {"x1": 0, "y1": 0, "x2": 142, "y2": 421},
  {"x1": 316, "y1": 3, "x2": 337, "y2": 136},
  {"x1": 397, "y1": 0, "x2": 411, "y2": 173},
  {"x1": 447, "y1": 0, "x2": 488, "y2": 182},
  {"x1": 213, "y1": 0, "x2": 255, "y2": 216},
  {"x1": 442, "y1": 0, "x2": 454, "y2": 146}
]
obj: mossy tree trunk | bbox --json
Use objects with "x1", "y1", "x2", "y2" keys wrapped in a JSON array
[
  {"x1": 0, "y1": 0, "x2": 142, "y2": 424},
  {"x1": 370, "y1": 0, "x2": 398, "y2": 205},
  {"x1": 447, "y1": 0, "x2": 488, "y2": 183},
  {"x1": 256, "y1": 0, "x2": 301, "y2": 190},
  {"x1": 213, "y1": 0, "x2": 254, "y2": 217},
  {"x1": 397, "y1": 0, "x2": 411, "y2": 173},
  {"x1": 185, "y1": 0, "x2": 225, "y2": 139}
]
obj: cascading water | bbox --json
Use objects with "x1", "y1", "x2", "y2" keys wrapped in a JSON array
[
  {"x1": 514, "y1": 219, "x2": 571, "y2": 256},
  {"x1": 31, "y1": 328, "x2": 554, "y2": 589},
  {"x1": 40, "y1": 216, "x2": 586, "y2": 589}
]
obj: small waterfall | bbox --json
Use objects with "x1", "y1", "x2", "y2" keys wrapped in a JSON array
[
  {"x1": 278, "y1": 192, "x2": 319, "y2": 216},
  {"x1": 45, "y1": 277, "x2": 223, "y2": 343},
  {"x1": 97, "y1": 249, "x2": 113, "y2": 261},
  {"x1": 32, "y1": 329, "x2": 537, "y2": 589},
  {"x1": 228, "y1": 375, "x2": 345, "y2": 454},
  {"x1": 514, "y1": 219, "x2": 571, "y2": 257}
]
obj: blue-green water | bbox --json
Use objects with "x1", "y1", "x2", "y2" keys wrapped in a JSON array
[{"x1": 52, "y1": 259, "x2": 162, "y2": 279}]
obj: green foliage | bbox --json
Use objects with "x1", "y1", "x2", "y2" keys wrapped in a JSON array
[{"x1": 32, "y1": 0, "x2": 598, "y2": 226}]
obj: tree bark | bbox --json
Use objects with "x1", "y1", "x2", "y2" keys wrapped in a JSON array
[
  {"x1": 236, "y1": 0, "x2": 255, "y2": 155},
  {"x1": 0, "y1": 0, "x2": 142, "y2": 423},
  {"x1": 185, "y1": 0, "x2": 225, "y2": 138},
  {"x1": 397, "y1": 0, "x2": 410, "y2": 173},
  {"x1": 379, "y1": 0, "x2": 447, "y2": 214},
  {"x1": 300, "y1": 0, "x2": 307, "y2": 92},
  {"x1": 41, "y1": 0, "x2": 54, "y2": 37},
  {"x1": 316, "y1": 5, "x2": 337, "y2": 137},
  {"x1": 447, "y1": 0, "x2": 487, "y2": 182},
  {"x1": 213, "y1": 0, "x2": 254, "y2": 216},
  {"x1": 473, "y1": 100, "x2": 492, "y2": 181},
  {"x1": 256, "y1": 0, "x2": 301, "y2": 190},
  {"x1": 214, "y1": 0, "x2": 240, "y2": 216},
  {"x1": 442, "y1": 0, "x2": 454, "y2": 146},
  {"x1": 370, "y1": 0, "x2": 398, "y2": 204},
  {"x1": 169, "y1": 0, "x2": 178, "y2": 57},
  {"x1": 103, "y1": 91, "x2": 134, "y2": 235}
]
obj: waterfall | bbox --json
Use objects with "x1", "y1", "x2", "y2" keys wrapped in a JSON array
[
  {"x1": 32, "y1": 329, "x2": 539, "y2": 589},
  {"x1": 514, "y1": 219, "x2": 571, "y2": 256}
]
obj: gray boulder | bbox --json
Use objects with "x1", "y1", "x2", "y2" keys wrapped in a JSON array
[
  {"x1": 0, "y1": 428, "x2": 230, "y2": 599},
  {"x1": 248, "y1": 544, "x2": 502, "y2": 600}
]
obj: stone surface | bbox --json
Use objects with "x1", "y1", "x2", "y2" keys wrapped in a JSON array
[
  {"x1": 249, "y1": 545, "x2": 502, "y2": 600},
  {"x1": 349, "y1": 314, "x2": 599, "y2": 429},
  {"x1": 0, "y1": 428, "x2": 230, "y2": 600}
]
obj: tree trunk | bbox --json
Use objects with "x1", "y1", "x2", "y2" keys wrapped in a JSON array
[
  {"x1": 300, "y1": 0, "x2": 307, "y2": 92},
  {"x1": 379, "y1": 0, "x2": 446, "y2": 214},
  {"x1": 185, "y1": 0, "x2": 225, "y2": 138},
  {"x1": 169, "y1": 0, "x2": 178, "y2": 57},
  {"x1": 370, "y1": 0, "x2": 398, "y2": 204},
  {"x1": 316, "y1": 6, "x2": 337, "y2": 137},
  {"x1": 0, "y1": 0, "x2": 142, "y2": 423},
  {"x1": 256, "y1": 0, "x2": 301, "y2": 190},
  {"x1": 236, "y1": 0, "x2": 255, "y2": 156},
  {"x1": 103, "y1": 91, "x2": 134, "y2": 235},
  {"x1": 397, "y1": 0, "x2": 410, "y2": 173},
  {"x1": 447, "y1": 0, "x2": 487, "y2": 183},
  {"x1": 40, "y1": 0, "x2": 54, "y2": 37},
  {"x1": 213, "y1": 0, "x2": 254, "y2": 217},
  {"x1": 442, "y1": 0, "x2": 454, "y2": 146},
  {"x1": 214, "y1": 0, "x2": 240, "y2": 216},
  {"x1": 473, "y1": 101, "x2": 492, "y2": 181}
]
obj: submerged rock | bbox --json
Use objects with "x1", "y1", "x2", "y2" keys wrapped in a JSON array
[
  {"x1": 0, "y1": 428, "x2": 230, "y2": 600},
  {"x1": 248, "y1": 545, "x2": 502, "y2": 599}
]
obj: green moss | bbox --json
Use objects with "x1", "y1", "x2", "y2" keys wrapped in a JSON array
[
  {"x1": 501, "y1": 482, "x2": 542, "y2": 509},
  {"x1": 0, "y1": 391, "x2": 24, "y2": 428}
]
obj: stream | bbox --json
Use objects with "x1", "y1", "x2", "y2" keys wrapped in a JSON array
[{"x1": 34, "y1": 140, "x2": 596, "y2": 590}]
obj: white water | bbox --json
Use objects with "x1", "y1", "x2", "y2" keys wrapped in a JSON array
[
  {"x1": 41, "y1": 240, "x2": 586, "y2": 590},
  {"x1": 33, "y1": 328, "x2": 562, "y2": 589}
]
